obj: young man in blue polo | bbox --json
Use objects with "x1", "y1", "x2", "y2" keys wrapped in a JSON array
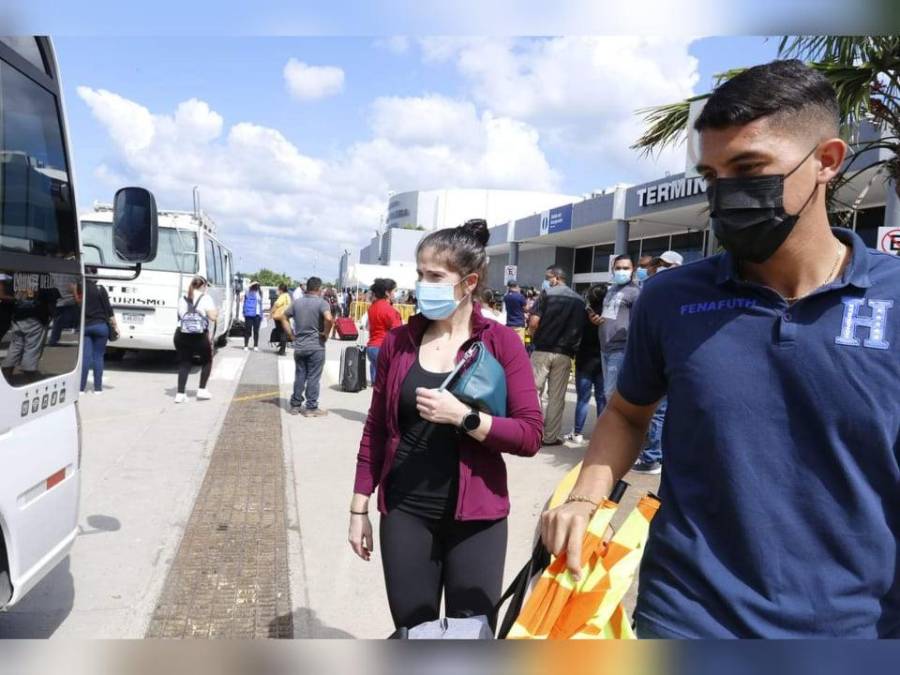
[{"x1": 541, "y1": 59, "x2": 900, "y2": 638}]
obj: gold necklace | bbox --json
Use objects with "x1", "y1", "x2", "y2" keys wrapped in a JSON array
[{"x1": 784, "y1": 240, "x2": 845, "y2": 304}]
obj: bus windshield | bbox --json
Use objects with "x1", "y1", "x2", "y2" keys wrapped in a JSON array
[
  {"x1": 82, "y1": 221, "x2": 198, "y2": 274},
  {"x1": 0, "y1": 58, "x2": 78, "y2": 256}
]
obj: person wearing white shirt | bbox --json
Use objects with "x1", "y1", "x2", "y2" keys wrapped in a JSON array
[{"x1": 174, "y1": 276, "x2": 218, "y2": 403}]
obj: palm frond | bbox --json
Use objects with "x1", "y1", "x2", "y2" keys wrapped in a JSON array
[{"x1": 631, "y1": 98, "x2": 704, "y2": 156}]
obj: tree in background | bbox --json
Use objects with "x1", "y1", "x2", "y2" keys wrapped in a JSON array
[
  {"x1": 242, "y1": 268, "x2": 296, "y2": 287},
  {"x1": 632, "y1": 36, "x2": 900, "y2": 219}
]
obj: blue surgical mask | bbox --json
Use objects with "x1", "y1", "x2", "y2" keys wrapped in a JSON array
[
  {"x1": 636, "y1": 268, "x2": 649, "y2": 282},
  {"x1": 613, "y1": 270, "x2": 632, "y2": 285},
  {"x1": 541, "y1": 280, "x2": 551, "y2": 291},
  {"x1": 415, "y1": 280, "x2": 460, "y2": 320}
]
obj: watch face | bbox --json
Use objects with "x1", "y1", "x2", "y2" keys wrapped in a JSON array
[{"x1": 463, "y1": 411, "x2": 480, "y2": 431}]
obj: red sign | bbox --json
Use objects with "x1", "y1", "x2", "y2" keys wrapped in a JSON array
[{"x1": 879, "y1": 227, "x2": 900, "y2": 255}]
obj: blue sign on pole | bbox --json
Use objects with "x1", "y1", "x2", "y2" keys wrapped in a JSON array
[{"x1": 539, "y1": 204, "x2": 573, "y2": 236}]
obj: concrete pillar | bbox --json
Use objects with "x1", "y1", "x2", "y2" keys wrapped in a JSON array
[
  {"x1": 508, "y1": 241, "x2": 520, "y2": 267},
  {"x1": 884, "y1": 179, "x2": 900, "y2": 228},
  {"x1": 614, "y1": 219, "x2": 630, "y2": 256}
]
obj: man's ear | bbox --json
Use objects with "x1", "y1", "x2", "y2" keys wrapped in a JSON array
[{"x1": 817, "y1": 137, "x2": 848, "y2": 184}]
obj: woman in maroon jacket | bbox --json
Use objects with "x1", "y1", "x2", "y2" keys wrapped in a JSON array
[{"x1": 349, "y1": 219, "x2": 543, "y2": 631}]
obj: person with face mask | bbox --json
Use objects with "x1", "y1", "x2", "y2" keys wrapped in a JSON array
[
  {"x1": 529, "y1": 266, "x2": 587, "y2": 446},
  {"x1": 349, "y1": 219, "x2": 543, "y2": 633},
  {"x1": 636, "y1": 255, "x2": 653, "y2": 286},
  {"x1": 541, "y1": 60, "x2": 900, "y2": 639},
  {"x1": 597, "y1": 255, "x2": 640, "y2": 404}
]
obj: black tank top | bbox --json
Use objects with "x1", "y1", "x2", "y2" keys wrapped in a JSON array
[{"x1": 386, "y1": 357, "x2": 459, "y2": 520}]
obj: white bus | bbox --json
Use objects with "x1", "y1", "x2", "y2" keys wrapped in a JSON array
[
  {"x1": 0, "y1": 37, "x2": 158, "y2": 610},
  {"x1": 80, "y1": 206, "x2": 236, "y2": 354}
]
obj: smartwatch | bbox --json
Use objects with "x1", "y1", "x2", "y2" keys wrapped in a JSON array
[{"x1": 461, "y1": 407, "x2": 481, "y2": 433}]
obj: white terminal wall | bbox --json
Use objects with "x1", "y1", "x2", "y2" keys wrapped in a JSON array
[{"x1": 387, "y1": 189, "x2": 579, "y2": 231}]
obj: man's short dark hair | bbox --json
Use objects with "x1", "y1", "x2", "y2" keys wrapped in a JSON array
[
  {"x1": 546, "y1": 266, "x2": 567, "y2": 282},
  {"x1": 507, "y1": 280, "x2": 519, "y2": 288},
  {"x1": 306, "y1": 276, "x2": 322, "y2": 292},
  {"x1": 613, "y1": 254, "x2": 633, "y2": 266},
  {"x1": 695, "y1": 59, "x2": 839, "y2": 139}
]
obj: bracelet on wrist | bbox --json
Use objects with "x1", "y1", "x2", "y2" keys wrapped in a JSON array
[
  {"x1": 564, "y1": 494, "x2": 599, "y2": 509},
  {"x1": 350, "y1": 509, "x2": 369, "y2": 516}
]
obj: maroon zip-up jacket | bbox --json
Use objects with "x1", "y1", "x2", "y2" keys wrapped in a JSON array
[{"x1": 353, "y1": 304, "x2": 543, "y2": 521}]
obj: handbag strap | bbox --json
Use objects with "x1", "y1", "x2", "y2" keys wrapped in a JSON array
[
  {"x1": 438, "y1": 341, "x2": 482, "y2": 392},
  {"x1": 494, "y1": 540, "x2": 551, "y2": 639}
]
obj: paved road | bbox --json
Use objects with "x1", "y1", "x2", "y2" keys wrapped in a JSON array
[{"x1": 0, "y1": 336, "x2": 660, "y2": 638}]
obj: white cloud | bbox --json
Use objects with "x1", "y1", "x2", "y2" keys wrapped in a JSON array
[
  {"x1": 373, "y1": 36, "x2": 410, "y2": 55},
  {"x1": 370, "y1": 95, "x2": 482, "y2": 148},
  {"x1": 417, "y1": 37, "x2": 700, "y2": 180},
  {"x1": 77, "y1": 87, "x2": 558, "y2": 276},
  {"x1": 283, "y1": 58, "x2": 345, "y2": 100}
]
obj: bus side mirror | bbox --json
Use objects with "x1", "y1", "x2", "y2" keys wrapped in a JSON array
[{"x1": 113, "y1": 187, "x2": 158, "y2": 263}]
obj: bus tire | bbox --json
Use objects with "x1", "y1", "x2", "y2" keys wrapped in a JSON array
[{"x1": 106, "y1": 348, "x2": 126, "y2": 361}]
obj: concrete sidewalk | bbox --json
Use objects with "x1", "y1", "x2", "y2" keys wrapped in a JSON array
[
  {"x1": 282, "y1": 339, "x2": 659, "y2": 638},
  {"x1": 0, "y1": 342, "x2": 249, "y2": 638}
]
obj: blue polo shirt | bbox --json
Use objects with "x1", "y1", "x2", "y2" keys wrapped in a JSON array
[{"x1": 619, "y1": 228, "x2": 900, "y2": 638}]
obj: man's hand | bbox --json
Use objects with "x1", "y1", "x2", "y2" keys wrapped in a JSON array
[{"x1": 540, "y1": 501, "x2": 596, "y2": 580}]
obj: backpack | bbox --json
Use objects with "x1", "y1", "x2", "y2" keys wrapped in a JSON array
[{"x1": 179, "y1": 294, "x2": 208, "y2": 334}]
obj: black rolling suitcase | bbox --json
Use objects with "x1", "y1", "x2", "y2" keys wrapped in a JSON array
[{"x1": 340, "y1": 345, "x2": 368, "y2": 392}]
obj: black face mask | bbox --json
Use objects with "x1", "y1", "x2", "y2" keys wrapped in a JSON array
[{"x1": 707, "y1": 146, "x2": 819, "y2": 264}]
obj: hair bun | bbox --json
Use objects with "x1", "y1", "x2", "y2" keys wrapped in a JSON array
[{"x1": 460, "y1": 218, "x2": 490, "y2": 247}]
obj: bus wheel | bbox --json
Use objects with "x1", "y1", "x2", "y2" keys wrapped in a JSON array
[{"x1": 106, "y1": 348, "x2": 126, "y2": 361}]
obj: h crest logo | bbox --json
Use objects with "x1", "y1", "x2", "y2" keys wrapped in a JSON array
[{"x1": 835, "y1": 297, "x2": 893, "y2": 350}]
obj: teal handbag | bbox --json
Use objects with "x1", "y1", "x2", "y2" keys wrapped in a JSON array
[{"x1": 439, "y1": 342, "x2": 507, "y2": 417}]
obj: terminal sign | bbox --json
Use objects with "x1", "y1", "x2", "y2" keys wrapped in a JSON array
[
  {"x1": 539, "y1": 204, "x2": 574, "y2": 236},
  {"x1": 878, "y1": 227, "x2": 900, "y2": 256},
  {"x1": 637, "y1": 176, "x2": 707, "y2": 207},
  {"x1": 504, "y1": 265, "x2": 517, "y2": 283}
]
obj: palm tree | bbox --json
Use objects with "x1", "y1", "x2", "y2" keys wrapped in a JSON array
[{"x1": 632, "y1": 37, "x2": 900, "y2": 213}]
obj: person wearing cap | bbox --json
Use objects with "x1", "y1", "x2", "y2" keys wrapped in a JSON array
[
  {"x1": 631, "y1": 250, "x2": 683, "y2": 475},
  {"x1": 654, "y1": 250, "x2": 684, "y2": 272}
]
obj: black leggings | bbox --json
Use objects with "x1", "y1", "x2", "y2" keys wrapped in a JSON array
[
  {"x1": 175, "y1": 331, "x2": 212, "y2": 394},
  {"x1": 244, "y1": 315, "x2": 261, "y2": 347},
  {"x1": 379, "y1": 509, "x2": 507, "y2": 630}
]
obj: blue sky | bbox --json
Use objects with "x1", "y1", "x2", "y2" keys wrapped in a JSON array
[{"x1": 55, "y1": 36, "x2": 780, "y2": 276}]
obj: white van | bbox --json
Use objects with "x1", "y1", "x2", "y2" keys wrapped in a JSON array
[{"x1": 81, "y1": 206, "x2": 236, "y2": 353}]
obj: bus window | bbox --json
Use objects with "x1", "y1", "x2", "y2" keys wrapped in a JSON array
[
  {"x1": 0, "y1": 60, "x2": 77, "y2": 257},
  {"x1": 214, "y1": 243, "x2": 225, "y2": 287},
  {"x1": 0, "y1": 56, "x2": 80, "y2": 387},
  {"x1": 204, "y1": 239, "x2": 217, "y2": 284},
  {"x1": 82, "y1": 222, "x2": 197, "y2": 274},
  {"x1": 0, "y1": 37, "x2": 49, "y2": 75}
]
